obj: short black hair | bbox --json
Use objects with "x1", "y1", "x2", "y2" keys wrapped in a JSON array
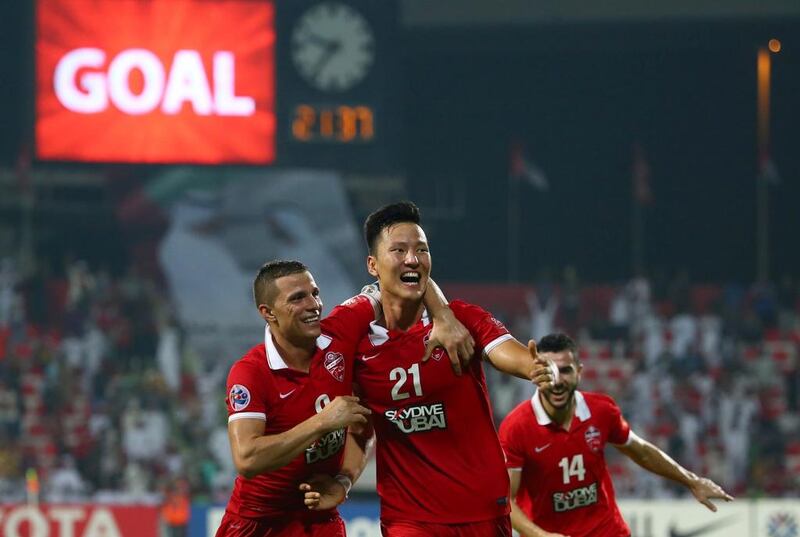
[
  {"x1": 363, "y1": 201, "x2": 421, "y2": 253},
  {"x1": 538, "y1": 333, "x2": 580, "y2": 363},
  {"x1": 253, "y1": 260, "x2": 309, "y2": 307}
]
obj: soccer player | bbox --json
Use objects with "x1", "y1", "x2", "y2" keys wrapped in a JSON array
[
  {"x1": 499, "y1": 333, "x2": 734, "y2": 537},
  {"x1": 217, "y1": 260, "x2": 472, "y2": 537},
  {"x1": 314, "y1": 202, "x2": 552, "y2": 537}
]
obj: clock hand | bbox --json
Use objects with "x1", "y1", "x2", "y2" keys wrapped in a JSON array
[{"x1": 311, "y1": 39, "x2": 341, "y2": 85}]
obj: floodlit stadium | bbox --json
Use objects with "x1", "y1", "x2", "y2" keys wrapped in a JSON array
[{"x1": 0, "y1": 0, "x2": 798, "y2": 536}]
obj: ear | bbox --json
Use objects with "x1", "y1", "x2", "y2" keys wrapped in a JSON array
[
  {"x1": 258, "y1": 304, "x2": 276, "y2": 323},
  {"x1": 367, "y1": 255, "x2": 379, "y2": 278}
]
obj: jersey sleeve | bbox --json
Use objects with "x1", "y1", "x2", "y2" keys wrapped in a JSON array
[
  {"x1": 322, "y1": 293, "x2": 376, "y2": 348},
  {"x1": 604, "y1": 395, "x2": 631, "y2": 445},
  {"x1": 450, "y1": 300, "x2": 513, "y2": 354},
  {"x1": 499, "y1": 410, "x2": 526, "y2": 470},
  {"x1": 226, "y1": 360, "x2": 270, "y2": 424}
]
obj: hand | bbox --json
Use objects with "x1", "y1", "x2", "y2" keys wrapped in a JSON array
[
  {"x1": 317, "y1": 396, "x2": 371, "y2": 432},
  {"x1": 299, "y1": 474, "x2": 347, "y2": 510},
  {"x1": 527, "y1": 340, "x2": 556, "y2": 389},
  {"x1": 423, "y1": 308, "x2": 475, "y2": 376},
  {"x1": 688, "y1": 475, "x2": 734, "y2": 511}
]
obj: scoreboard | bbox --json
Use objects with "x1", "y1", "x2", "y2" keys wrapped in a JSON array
[
  {"x1": 34, "y1": 0, "x2": 399, "y2": 170},
  {"x1": 277, "y1": 0, "x2": 399, "y2": 169}
]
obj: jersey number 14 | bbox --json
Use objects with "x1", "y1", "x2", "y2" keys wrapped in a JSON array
[{"x1": 558, "y1": 455, "x2": 586, "y2": 484}]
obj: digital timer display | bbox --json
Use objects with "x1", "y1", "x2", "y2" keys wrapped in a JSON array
[{"x1": 291, "y1": 104, "x2": 374, "y2": 143}]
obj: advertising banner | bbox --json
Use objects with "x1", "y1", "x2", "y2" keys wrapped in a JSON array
[
  {"x1": 0, "y1": 504, "x2": 159, "y2": 537},
  {"x1": 199, "y1": 499, "x2": 799, "y2": 537}
]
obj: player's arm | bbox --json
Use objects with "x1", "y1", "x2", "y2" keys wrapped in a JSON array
[
  {"x1": 422, "y1": 279, "x2": 475, "y2": 375},
  {"x1": 613, "y1": 431, "x2": 734, "y2": 511},
  {"x1": 301, "y1": 382, "x2": 375, "y2": 509},
  {"x1": 228, "y1": 395, "x2": 370, "y2": 478},
  {"x1": 338, "y1": 418, "x2": 375, "y2": 489},
  {"x1": 508, "y1": 470, "x2": 569, "y2": 537},
  {"x1": 300, "y1": 418, "x2": 376, "y2": 510},
  {"x1": 486, "y1": 338, "x2": 555, "y2": 387}
]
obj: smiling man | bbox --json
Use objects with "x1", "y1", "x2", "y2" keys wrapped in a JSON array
[
  {"x1": 499, "y1": 333, "x2": 733, "y2": 537},
  {"x1": 217, "y1": 260, "x2": 375, "y2": 537},
  {"x1": 344, "y1": 201, "x2": 553, "y2": 537}
]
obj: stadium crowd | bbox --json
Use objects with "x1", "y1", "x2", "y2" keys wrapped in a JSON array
[{"x1": 0, "y1": 256, "x2": 798, "y2": 504}]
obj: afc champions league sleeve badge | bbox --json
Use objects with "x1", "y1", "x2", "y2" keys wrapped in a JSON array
[
  {"x1": 229, "y1": 384, "x2": 251, "y2": 411},
  {"x1": 324, "y1": 352, "x2": 345, "y2": 382}
]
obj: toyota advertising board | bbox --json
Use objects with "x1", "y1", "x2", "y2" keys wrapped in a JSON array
[
  {"x1": 0, "y1": 504, "x2": 159, "y2": 537},
  {"x1": 35, "y1": 0, "x2": 276, "y2": 164}
]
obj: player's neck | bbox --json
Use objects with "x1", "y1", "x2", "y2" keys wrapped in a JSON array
[
  {"x1": 269, "y1": 330, "x2": 315, "y2": 372},
  {"x1": 380, "y1": 292, "x2": 425, "y2": 331}
]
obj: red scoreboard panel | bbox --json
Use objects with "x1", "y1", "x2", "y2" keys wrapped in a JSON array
[{"x1": 35, "y1": 0, "x2": 276, "y2": 164}]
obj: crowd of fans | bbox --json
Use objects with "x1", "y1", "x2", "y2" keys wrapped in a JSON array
[
  {"x1": 0, "y1": 257, "x2": 233, "y2": 505},
  {"x1": 0, "y1": 256, "x2": 798, "y2": 504}
]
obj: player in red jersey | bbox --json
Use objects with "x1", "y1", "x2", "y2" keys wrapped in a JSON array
[
  {"x1": 303, "y1": 202, "x2": 553, "y2": 537},
  {"x1": 217, "y1": 260, "x2": 473, "y2": 537},
  {"x1": 499, "y1": 333, "x2": 733, "y2": 537}
]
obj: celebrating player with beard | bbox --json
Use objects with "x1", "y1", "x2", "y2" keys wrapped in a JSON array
[{"x1": 499, "y1": 333, "x2": 733, "y2": 537}]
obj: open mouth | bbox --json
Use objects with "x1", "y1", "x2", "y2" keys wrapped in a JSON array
[
  {"x1": 400, "y1": 272, "x2": 421, "y2": 285},
  {"x1": 302, "y1": 315, "x2": 320, "y2": 324}
]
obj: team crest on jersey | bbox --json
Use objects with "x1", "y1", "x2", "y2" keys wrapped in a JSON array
[
  {"x1": 324, "y1": 352, "x2": 345, "y2": 382},
  {"x1": 229, "y1": 384, "x2": 251, "y2": 411},
  {"x1": 422, "y1": 332, "x2": 446, "y2": 361},
  {"x1": 584, "y1": 425, "x2": 602, "y2": 452}
]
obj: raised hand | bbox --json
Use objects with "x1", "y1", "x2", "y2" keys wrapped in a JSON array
[
  {"x1": 527, "y1": 340, "x2": 557, "y2": 389},
  {"x1": 317, "y1": 396, "x2": 371, "y2": 432}
]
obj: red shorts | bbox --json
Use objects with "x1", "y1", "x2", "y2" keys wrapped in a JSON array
[
  {"x1": 215, "y1": 511, "x2": 345, "y2": 537},
  {"x1": 380, "y1": 516, "x2": 512, "y2": 537}
]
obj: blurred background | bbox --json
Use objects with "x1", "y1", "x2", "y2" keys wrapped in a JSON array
[{"x1": 0, "y1": 0, "x2": 798, "y2": 535}]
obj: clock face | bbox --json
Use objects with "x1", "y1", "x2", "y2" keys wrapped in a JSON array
[{"x1": 291, "y1": 2, "x2": 375, "y2": 92}]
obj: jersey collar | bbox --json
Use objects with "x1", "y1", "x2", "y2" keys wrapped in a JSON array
[
  {"x1": 531, "y1": 389, "x2": 591, "y2": 426},
  {"x1": 367, "y1": 309, "x2": 430, "y2": 347},
  {"x1": 263, "y1": 324, "x2": 333, "y2": 370}
]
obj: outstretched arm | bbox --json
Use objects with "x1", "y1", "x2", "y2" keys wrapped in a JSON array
[
  {"x1": 486, "y1": 338, "x2": 555, "y2": 388},
  {"x1": 508, "y1": 470, "x2": 570, "y2": 537},
  {"x1": 614, "y1": 431, "x2": 734, "y2": 511}
]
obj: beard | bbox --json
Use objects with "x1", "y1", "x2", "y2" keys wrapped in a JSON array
[{"x1": 542, "y1": 383, "x2": 577, "y2": 409}]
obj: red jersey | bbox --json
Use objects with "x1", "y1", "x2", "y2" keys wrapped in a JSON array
[
  {"x1": 354, "y1": 300, "x2": 514, "y2": 524},
  {"x1": 499, "y1": 390, "x2": 632, "y2": 537},
  {"x1": 223, "y1": 295, "x2": 374, "y2": 519}
]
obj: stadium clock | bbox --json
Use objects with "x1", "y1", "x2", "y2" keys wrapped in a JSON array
[
  {"x1": 277, "y1": 0, "x2": 399, "y2": 170},
  {"x1": 291, "y1": 2, "x2": 375, "y2": 92}
]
